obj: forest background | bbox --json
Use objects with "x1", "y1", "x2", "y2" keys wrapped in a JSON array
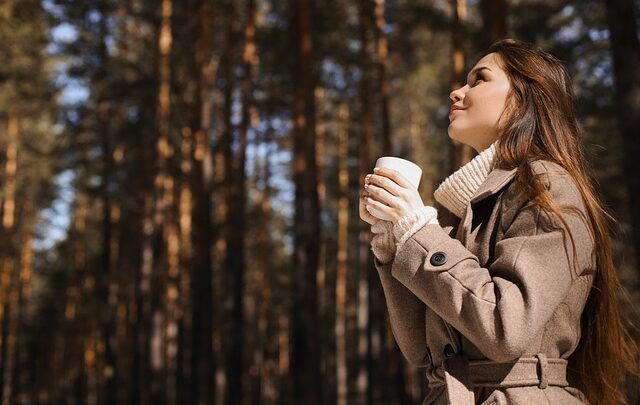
[{"x1": 0, "y1": 0, "x2": 639, "y2": 404}]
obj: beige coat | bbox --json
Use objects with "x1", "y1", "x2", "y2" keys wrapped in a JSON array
[{"x1": 375, "y1": 160, "x2": 595, "y2": 404}]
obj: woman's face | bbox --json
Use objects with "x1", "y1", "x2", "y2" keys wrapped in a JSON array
[{"x1": 448, "y1": 52, "x2": 511, "y2": 153}]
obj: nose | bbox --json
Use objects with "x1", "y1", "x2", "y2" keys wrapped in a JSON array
[{"x1": 449, "y1": 84, "x2": 468, "y2": 103}]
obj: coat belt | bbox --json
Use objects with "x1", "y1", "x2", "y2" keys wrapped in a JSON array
[{"x1": 429, "y1": 353, "x2": 569, "y2": 405}]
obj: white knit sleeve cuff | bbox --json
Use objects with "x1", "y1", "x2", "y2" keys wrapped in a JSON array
[
  {"x1": 392, "y1": 205, "x2": 439, "y2": 251},
  {"x1": 370, "y1": 220, "x2": 396, "y2": 264}
]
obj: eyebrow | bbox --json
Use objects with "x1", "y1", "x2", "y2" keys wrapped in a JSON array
[{"x1": 467, "y1": 66, "x2": 492, "y2": 85}]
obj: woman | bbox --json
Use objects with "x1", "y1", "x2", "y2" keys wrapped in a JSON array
[{"x1": 359, "y1": 38, "x2": 638, "y2": 404}]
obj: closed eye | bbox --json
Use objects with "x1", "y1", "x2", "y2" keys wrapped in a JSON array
[{"x1": 472, "y1": 74, "x2": 484, "y2": 86}]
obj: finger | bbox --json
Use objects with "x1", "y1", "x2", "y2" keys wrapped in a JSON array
[
  {"x1": 359, "y1": 198, "x2": 377, "y2": 224},
  {"x1": 365, "y1": 183, "x2": 397, "y2": 207},
  {"x1": 366, "y1": 197, "x2": 392, "y2": 218},
  {"x1": 364, "y1": 173, "x2": 378, "y2": 186},
  {"x1": 373, "y1": 167, "x2": 415, "y2": 190},
  {"x1": 367, "y1": 174, "x2": 402, "y2": 196}
]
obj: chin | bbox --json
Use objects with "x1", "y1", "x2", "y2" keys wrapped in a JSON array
[
  {"x1": 447, "y1": 126, "x2": 466, "y2": 144},
  {"x1": 447, "y1": 124, "x2": 482, "y2": 153}
]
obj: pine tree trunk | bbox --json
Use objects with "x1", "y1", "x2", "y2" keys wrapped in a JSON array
[
  {"x1": 224, "y1": 0, "x2": 257, "y2": 399},
  {"x1": 357, "y1": 1, "x2": 374, "y2": 403},
  {"x1": 176, "y1": 126, "x2": 193, "y2": 405},
  {"x1": 374, "y1": 0, "x2": 391, "y2": 156},
  {"x1": 315, "y1": 85, "x2": 333, "y2": 401},
  {"x1": 165, "y1": 217, "x2": 180, "y2": 404},
  {"x1": 1, "y1": 116, "x2": 17, "y2": 232},
  {"x1": 479, "y1": 0, "x2": 507, "y2": 50},
  {"x1": 137, "y1": 191, "x2": 154, "y2": 405},
  {"x1": 335, "y1": 102, "x2": 349, "y2": 405},
  {"x1": 0, "y1": 115, "x2": 18, "y2": 403},
  {"x1": 150, "y1": 0, "x2": 174, "y2": 401},
  {"x1": 292, "y1": 0, "x2": 322, "y2": 402},
  {"x1": 220, "y1": 0, "x2": 246, "y2": 402},
  {"x1": 190, "y1": 1, "x2": 217, "y2": 404},
  {"x1": 11, "y1": 198, "x2": 34, "y2": 403},
  {"x1": 604, "y1": 0, "x2": 640, "y2": 274}
]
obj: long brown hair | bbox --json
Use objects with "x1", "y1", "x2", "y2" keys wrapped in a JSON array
[{"x1": 482, "y1": 38, "x2": 639, "y2": 404}]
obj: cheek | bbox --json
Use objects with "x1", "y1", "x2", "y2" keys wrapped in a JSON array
[{"x1": 470, "y1": 88, "x2": 509, "y2": 122}]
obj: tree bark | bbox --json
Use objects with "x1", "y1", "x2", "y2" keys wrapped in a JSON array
[
  {"x1": 0, "y1": 115, "x2": 18, "y2": 405},
  {"x1": 315, "y1": 85, "x2": 332, "y2": 401},
  {"x1": 357, "y1": 1, "x2": 374, "y2": 403},
  {"x1": 150, "y1": 0, "x2": 174, "y2": 401},
  {"x1": 374, "y1": 0, "x2": 392, "y2": 156},
  {"x1": 190, "y1": 1, "x2": 216, "y2": 404},
  {"x1": 292, "y1": 0, "x2": 322, "y2": 403},
  {"x1": 220, "y1": 0, "x2": 247, "y2": 402},
  {"x1": 335, "y1": 102, "x2": 349, "y2": 405},
  {"x1": 10, "y1": 198, "x2": 34, "y2": 404},
  {"x1": 224, "y1": 0, "x2": 257, "y2": 399},
  {"x1": 479, "y1": 0, "x2": 508, "y2": 50}
]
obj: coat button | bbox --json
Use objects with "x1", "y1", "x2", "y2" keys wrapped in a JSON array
[
  {"x1": 430, "y1": 251, "x2": 447, "y2": 266},
  {"x1": 443, "y1": 344, "x2": 455, "y2": 358}
]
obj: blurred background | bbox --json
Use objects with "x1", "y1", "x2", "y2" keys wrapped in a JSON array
[{"x1": 0, "y1": 0, "x2": 639, "y2": 404}]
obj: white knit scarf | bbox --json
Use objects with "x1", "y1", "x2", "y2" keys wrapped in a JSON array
[{"x1": 433, "y1": 140, "x2": 498, "y2": 218}]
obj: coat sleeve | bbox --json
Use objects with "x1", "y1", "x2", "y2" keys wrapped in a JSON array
[
  {"x1": 389, "y1": 172, "x2": 595, "y2": 362},
  {"x1": 375, "y1": 254, "x2": 430, "y2": 366}
]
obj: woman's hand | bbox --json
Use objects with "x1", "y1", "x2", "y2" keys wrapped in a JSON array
[
  {"x1": 359, "y1": 188, "x2": 379, "y2": 226},
  {"x1": 364, "y1": 167, "x2": 425, "y2": 223}
]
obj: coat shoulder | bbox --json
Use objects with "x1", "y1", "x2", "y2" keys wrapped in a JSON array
[
  {"x1": 499, "y1": 159, "x2": 588, "y2": 231},
  {"x1": 529, "y1": 159, "x2": 583, "y2": 203},
  {"x1": 530, "y1": 159, "x2": 572, "y2": 183},
  {"x1": 507, "y1": 159, "x2": 579, "y2": 199}
]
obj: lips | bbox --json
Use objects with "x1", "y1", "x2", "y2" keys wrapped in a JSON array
[{"x1": 449, "y1": 105, "x2": 464, "y2": 115}]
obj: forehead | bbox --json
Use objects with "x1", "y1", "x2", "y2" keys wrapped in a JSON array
[{"x1": 472, "y1": 53, "x2": 501, "y2": 70}]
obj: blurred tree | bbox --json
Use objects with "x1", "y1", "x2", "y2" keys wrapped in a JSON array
[
  {"x1": 0, "y1": 0, "x2": 56, "y2": 402},
  {"x1": 479, "y1": 0, "x2": 508, "y2": 49},
  {"x1": 291, "y1": 0, "x2": 322, "y2": 403},
  {"x1": 190, "y1": 0, "x2": 216, "y2": 403},
  {"x1": 604, "y1": 0, "x2": 640, "y2": 270},
  {"x1": 357, "y1": 0, "x2": 374, "y2": 403}
]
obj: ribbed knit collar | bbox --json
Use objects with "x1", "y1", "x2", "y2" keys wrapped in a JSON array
[{"x1": 433, "y1": 141, "x2": 498, "y2": 218}]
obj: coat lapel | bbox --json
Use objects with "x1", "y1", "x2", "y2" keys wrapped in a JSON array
[
  {"x1": 469, "y1": 166, "x2": 518, "y2": 205},
  {"x1": 457, "y1": 167, "x2": 518, "y2": 242}
]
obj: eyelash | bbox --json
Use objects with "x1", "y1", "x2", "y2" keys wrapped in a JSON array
[{"x1": 472, "y1": 75, "x2": 484, "y2": 86}]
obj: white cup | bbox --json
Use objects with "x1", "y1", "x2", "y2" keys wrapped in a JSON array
[{"x1": 366, "y1": 156, "x2": 422, "y2": 221}]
